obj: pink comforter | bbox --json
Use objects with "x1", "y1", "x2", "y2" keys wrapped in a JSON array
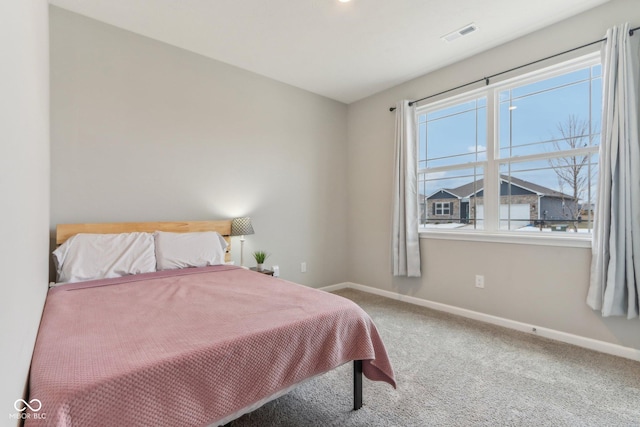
[{"x1": 27, "y1": 266, "x2": 395, "y2": 426}]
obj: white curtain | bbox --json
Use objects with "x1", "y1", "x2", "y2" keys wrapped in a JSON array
[
  {"x1": 392, "y1": 100, "x2": 421, "y2": 277},
  {"x1": 587, "y1": 24, "x2": 640, "y2": 318}
]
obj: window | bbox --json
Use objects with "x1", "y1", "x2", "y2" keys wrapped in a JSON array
[
  {"x1": 418, "y1": 54, "x2": 600, "y2": 237},
  {"x1": 434, "y1": 202, "x2": 451, "y2": 216}
]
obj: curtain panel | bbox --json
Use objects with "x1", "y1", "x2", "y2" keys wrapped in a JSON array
[
  {"x1": 587, "y1": 23, "x2": 640, "y2": 319},
  {"x1": 392, "y1": 100, "x2": 421, "y2": 277}
]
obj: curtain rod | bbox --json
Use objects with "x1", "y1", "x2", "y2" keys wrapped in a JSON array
[{"x1": 389, "y1": 25, "x2": 640, "y2": 112}]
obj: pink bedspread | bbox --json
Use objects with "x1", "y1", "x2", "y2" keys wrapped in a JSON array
[{"x1": 27, "y1": 266, "x2": 395, "y2": 426}]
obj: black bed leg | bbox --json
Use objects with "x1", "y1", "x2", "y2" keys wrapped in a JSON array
[{"x1": 353, "y1": 360, "x2": 363, "y2": 410}]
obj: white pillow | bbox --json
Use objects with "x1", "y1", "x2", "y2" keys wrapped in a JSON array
[
  {"x1": 52, "y1": 232, "x2": 156, "y2": 284},
  {"x1": 154, "y1": 231, "x2": 228, "y2": 271}
]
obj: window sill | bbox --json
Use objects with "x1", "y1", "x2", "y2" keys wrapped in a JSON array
[{"x1": 418, "y1": 229, "x2": 592, "y2": 248}]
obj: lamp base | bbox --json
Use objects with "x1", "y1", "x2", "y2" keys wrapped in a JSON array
[{"x1": 240, "y1": 236, "x2": 246, "y2": 267}]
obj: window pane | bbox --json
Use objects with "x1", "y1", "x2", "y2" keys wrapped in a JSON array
[
  {"x1": 419, "y1": 97, "x2": 486, "y2": 169},
  {"x1": 511, "y1": 68, "x2": 590, "y2": 99},
  {"x1": 496, "y1": 62, "x2": 600, "y2": 234},
  {"x1": 591, "y1": 79, "x2": 602, "y2": 136},
  {"x1": 419, "y1": 167, "x2": 484, "y2": 230},
  {"x1": 499, "y1": 153, "x2": 598, "y2": 232},
  {"x1": 427, "y1": 99, "x2": 478, "y2": 121},
  {"x1": 499, "y1": 69, "x2": 601, "y2": 159}
]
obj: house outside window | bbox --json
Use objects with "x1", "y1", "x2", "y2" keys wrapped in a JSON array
[
  {"x1": 434, "y1": 201, "x2": 452, "y2": 216},
  {"x1": 417, "y1": 53, "x2": 600, "y2": 236}
]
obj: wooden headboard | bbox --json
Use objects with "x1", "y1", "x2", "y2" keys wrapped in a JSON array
[{"x1": 56, "y1": 220, "x2": 233, "y2": 262}]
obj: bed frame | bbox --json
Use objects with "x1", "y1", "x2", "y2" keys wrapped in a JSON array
[{"x1": 54, "y1": 219, "x2": 364, "y2": 411}]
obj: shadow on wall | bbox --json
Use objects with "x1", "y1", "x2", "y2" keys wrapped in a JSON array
[
  {"x1": 596, "y1": 311, "x2": 640, "y2": 349},
  {"x1": 391, "y1": 275, "x2": 422, "y2": 297},
  {"x1": 48, "y1": 232, "x2": 57, "y2": 283}
]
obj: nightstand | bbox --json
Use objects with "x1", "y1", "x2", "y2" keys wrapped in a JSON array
[{"x1": 249, "y1": 267, "x2": 274, "y2": 276}]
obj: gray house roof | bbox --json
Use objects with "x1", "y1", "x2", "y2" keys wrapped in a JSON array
[
  {"x1": 424, "y1": 189, "x2": 461, "y2": 199},
  {"x1": 426, "y1": 175, "x2": 573, "y2": 200}
]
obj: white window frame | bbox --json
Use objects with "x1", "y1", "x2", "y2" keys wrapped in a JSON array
[
  {"x1": 435, "y1": 202, "x2": 451, "y2": 216},
  {"x1": 417, "y1": 53, "x2": 600, "y2": 248}
]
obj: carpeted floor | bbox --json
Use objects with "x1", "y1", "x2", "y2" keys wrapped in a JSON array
[{"x1": 228, "y1": 289, "x2": 640, "y2": 427}]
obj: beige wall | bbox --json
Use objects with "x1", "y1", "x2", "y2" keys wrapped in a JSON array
[
  {"x1": 0, "y1": 0, "x2": 50, "y2": 424},
  {"x1": 50, "y1": 7, "x2": 348, "y2": 287},
  {"x1": 348, "y1": 0, "x2": 640, "y2": 350}
]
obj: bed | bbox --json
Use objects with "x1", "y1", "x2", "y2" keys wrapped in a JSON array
[{"x1": 26, "y1": 220, "x2": 395, "y2": 426}]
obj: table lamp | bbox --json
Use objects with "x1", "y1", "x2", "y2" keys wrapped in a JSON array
[{"x1": 230, "y1": 217, "x2": 255, "y2": 267}]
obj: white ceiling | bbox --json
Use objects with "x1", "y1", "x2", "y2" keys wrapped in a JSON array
[{"x1": 49, "y1": 0, "x2": 610, "y2": 104}]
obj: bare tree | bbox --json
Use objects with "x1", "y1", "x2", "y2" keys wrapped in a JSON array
[{"x1": 548, "y1": 114, "x2": 597, "y2": 230}]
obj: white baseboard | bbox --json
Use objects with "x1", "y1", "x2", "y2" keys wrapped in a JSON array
[
  {"x1": 317, "y1": 283, "x2": 348, "y2": 293},
  {"x1": 320, "y1": 282, "x2": 640, "y2": 362}
]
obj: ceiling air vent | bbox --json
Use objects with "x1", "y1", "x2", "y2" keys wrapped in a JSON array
[{"x1": 441, "y1": 23, "x2": 478, "y2": 43}]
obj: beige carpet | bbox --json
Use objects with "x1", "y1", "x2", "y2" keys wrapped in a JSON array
[{"x1": 228, "y1": 289, "x2": 640, "y2": 426}]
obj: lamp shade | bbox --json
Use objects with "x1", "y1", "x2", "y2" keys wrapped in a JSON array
[{"x1": 231, "y1": 217, "x2": 255, "y2": 236}]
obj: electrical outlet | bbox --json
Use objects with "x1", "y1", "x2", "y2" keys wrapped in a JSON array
[
  {"x1": 301, "y1": 262, "x2": 307, "y2": 273},
  {"x1": 475, "y1": 275, "x2": 485, "y2": 288}
]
